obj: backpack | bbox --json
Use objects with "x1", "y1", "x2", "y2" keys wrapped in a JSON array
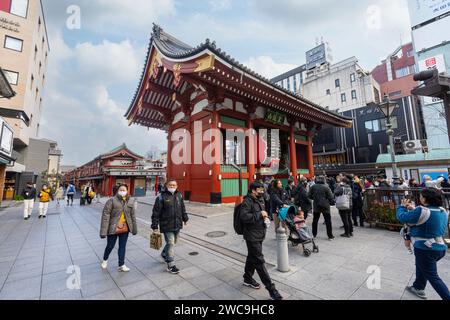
[
  {"x1": 68, "y1": 185, "x2": 75, "y2": 194},
  {"x1": 233, "y1": 203, "x2": 244, "y2": 235},
  {"x1": 336, "y1": 186, "x2": 352, "y2": 210}
]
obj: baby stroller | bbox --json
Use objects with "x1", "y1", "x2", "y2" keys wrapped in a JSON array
[{"x1": 278, "y1": 205, "x2": 319, "y2": 257}]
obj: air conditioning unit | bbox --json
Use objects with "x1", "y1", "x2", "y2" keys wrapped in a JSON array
[{"x1": 404, "y1": 140, "x2": 428, "y2": 154}]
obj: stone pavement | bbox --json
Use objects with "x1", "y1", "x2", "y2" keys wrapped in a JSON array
[{"x1": 0, "y1": 198, "x2": 449, "y2": 300}]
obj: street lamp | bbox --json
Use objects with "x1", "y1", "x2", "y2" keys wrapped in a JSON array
[{"x1": 378, "y1": 95, "x2": 400, "y2": 187}]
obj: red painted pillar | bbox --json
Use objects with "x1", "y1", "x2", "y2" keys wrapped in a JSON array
[
  {"x1": 307, "y1": 131, "x2": 315, "y2": 178},
  {"x1": 290, "y1": 124, "x2": 298, "y2": 184},
  {"x1": 155, "y1": 175, "x2": 159, "y2": 196},
  {"x1": 166, "y1": 126, "x2": 173, "y2": 180},
  {"x1": 210, "y1": 109, "x2": 221, "y2": 204},
  {"x1": 247, "y1": 117, "x2": 256, "y2": 184}
]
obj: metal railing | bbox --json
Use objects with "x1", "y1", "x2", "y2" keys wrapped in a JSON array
[{"x1": 363, "y1": 188, "x2": 450, "y2": 244}]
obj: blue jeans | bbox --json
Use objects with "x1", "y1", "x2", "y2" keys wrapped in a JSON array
[
  {"x1": 103, "y1": 233, "x2": 129, "y2": 267},
  {"x1": 162, "y1": 232, "x2": 179, "y2": 267},
  {"x1": 413, "y1": 248, "x2": 450, "y2": 300}
]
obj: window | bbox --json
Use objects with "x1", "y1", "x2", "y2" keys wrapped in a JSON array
[
  {"x1": 335, "y1": 79, "x2": 340, "y2": 88},
  {"x1": 326, "y1": 89, "x2": 331, "y2": 95},
  {"x1": 42, "y1": 37, "x2": 45, "y2": 49},
  {"x1": 365, "y1": 117, "x2": 398, "y2": 133},
  {"x1": 8, "y1": 0, "x2": 28, "y2": 18},
  {"x1": 341, "y1": 93, "x2": 346, "y2": 102},
  {"x1": 350, "y1": 73, "x2": 356, "y2": 83},
  {"x1": 4, "y1": 36, "x2": 23, "y2": 52},
  {"x1": 34, "y1": 45, "x2": 38, "y2": 60},
  {"x1": 407, "y1": 49, "x2": 414, "y2": 57},
  {"x1": 30, "y1": 74, "x2": 34, "y2": 90},
  {"x1": 39, "y1": 61, "x2": 42, "y2": 74},
  {"x1": 38, "y1": 17, "x2": 41, "y2": 30},
  {"x1": 35, "y1": 88, "x2": 39, "y2": 100},
  {"x1": 3, "y1": 70, "x2": 19, "y2": 85},
  {"x1": 351, "y1": 90, "x2": 357, "y2": 100},
  {"x1": 395, "y1": 66, "x2": 412, "y2": 78}
]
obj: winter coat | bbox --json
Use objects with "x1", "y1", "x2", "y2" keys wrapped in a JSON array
[
  {"x1": 308, "y1": 183, "x2": 334, "y2": 212},
  {"x1": 240, "y1": 194, "x2": 267, "y2": 242},
  {"x1": 270, "y1": 188, "x2": 290, "y2": 214},
  {"x1": 351, "y1": 182, "x2": 363, "y2": 208},
  {"x1": 21, "y1": 186, "x2": 36, "y2": 200},
  {"x1": 151, "y1": 191, "x2": 188, "y2": 233},
  {"x1": 39, "y1": 189, "x2": 52, "y2": 203},
  {"x1": 294, "y1": 184, "x2": 312, "y2": 213},
  {"x1": 100, "y1": 195, "x2": 138, "y2": 237}
]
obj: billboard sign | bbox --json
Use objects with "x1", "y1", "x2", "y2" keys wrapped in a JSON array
[
  {"x1": 306, "y1": 43, "x2": 327, "y2": 70},
  {"x1": 418, "y1": 54, "x2": 446, "y2": 105},
  {"x1": 408, "y1": 0, "x2": 450, "y2": 27}
]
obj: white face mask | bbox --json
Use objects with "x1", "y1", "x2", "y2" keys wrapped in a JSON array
[
  {"x1": 118, "y1": 191, "x2": 127, "y2": 197},
  {"x1": 167, "y1": 188, "x2": 176, "y2": 194}
]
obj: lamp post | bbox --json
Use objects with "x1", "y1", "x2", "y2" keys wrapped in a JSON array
[{"x1": 378, "y1": 95, "x2": 400, "y2": 188}]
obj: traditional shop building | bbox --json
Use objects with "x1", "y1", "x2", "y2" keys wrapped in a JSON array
[
  {"x1": 125, "y1": 25, "x2": 352, "y2": 204},
  {"x1": 62, "y1": 144, "x2": 166, "y2": 197}
]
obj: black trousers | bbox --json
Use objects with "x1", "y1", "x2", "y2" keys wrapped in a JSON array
[
  {"x1": 312, "y1": 208, "x2": 333, "y2": 239},
  {"x1": 244, "y1": 241, "x2": 274, "y2": 291},
  {"x1": 66, "y1": 194, "x2": 74, "y2": 205},
  {"x1": 352, "y1": 205, "x2": 364, "y2": 226},
  {"x1": 339, "y1": 210, "x2": 353, "y2": 235},
  {"x1": 103, "y1": 233, "x2": 129, "y2": 267}
]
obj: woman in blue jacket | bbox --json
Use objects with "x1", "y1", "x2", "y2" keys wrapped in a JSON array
[{"x1": 397, "y1": 188, "x2": 450, "y2": 300}]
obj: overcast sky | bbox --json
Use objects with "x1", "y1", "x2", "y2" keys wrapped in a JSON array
[{"x1": 40, "y1": 0, "x2": 412, "y2": 166}]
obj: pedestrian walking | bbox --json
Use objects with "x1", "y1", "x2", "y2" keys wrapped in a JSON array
[
  {"x1": 100, "y1": 184, "x2": 138, "y2": 272},
  {"x1": 308, "y1": 176, "x2": 335, "y2": 240},
  {"x1": 334, "y1": 177, "x2": 353, "y2": 238},
  {"x1": 66, "y1": 183, "x2": 75, "y2": 206},
  {"x1": 397, "y1": 188, "x2": 450, "y2": 300},
  {"x1": 55, "y1": 185, "x2": 64, "y2": 206},
  {"x1": 239, "y1": 181, "x2": 283, "y2": 300},
  {"x1": 294, "y1": 176, "x2": 312, "y2": 220},
  {"x1": 151, "y1": 179, "x2": 189, "y2": 274},
  {"x1": 38, "y1": 184, "x2": 52, "y2": 219},
  {"x1": 21, "y1": 182, "x2": 36, "y2": 220}
]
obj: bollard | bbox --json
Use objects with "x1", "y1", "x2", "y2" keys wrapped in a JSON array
[{"x1": 276, "y1": 225, "x2": 290, "y2": 273}]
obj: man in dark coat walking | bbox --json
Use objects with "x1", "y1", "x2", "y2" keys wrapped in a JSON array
[
  {"x1": 294, "y1": 177, "x2": 312, "y2": 219},
  {"x1": 152, "y1": 180, "x2": 189, "y2": 274},
  {"x1": 308, "y1": 176, "x2": 335, "y2": 240},
  {"x1": 240, "y1": 182, "x2": 283, "y2": 300}
]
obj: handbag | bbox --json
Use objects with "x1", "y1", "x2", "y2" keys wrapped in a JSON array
[
  {"x1": 150, "y1": 232, "x2": 162, "y2": 250},
  {"x1": 115, "y1": 212, "x2": 129, "y2": 234},
  {"x1": 336, "y1": 187, "x2": 352, "y2": 210}
]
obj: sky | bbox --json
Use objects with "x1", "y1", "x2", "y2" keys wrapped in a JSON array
[{"x1": 40, "y1": 0, "x2": 412, "y2": 166}]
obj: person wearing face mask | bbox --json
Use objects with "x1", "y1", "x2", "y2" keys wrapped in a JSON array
[
  {"x1": 100, "y1": 184, "x2": 138, "y2": 272},
  {"x1": 151, "y1": 179, "x2": 189, "y2": 274},
  {"x1": 240, "y1": 181, "x2": 283, "y2": 300}
]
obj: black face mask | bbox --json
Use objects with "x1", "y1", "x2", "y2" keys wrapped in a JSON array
[{"x1": 256, "y1": 192, "x2": 264, "y2": 198}]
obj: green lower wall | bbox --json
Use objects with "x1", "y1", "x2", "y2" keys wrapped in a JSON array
[{"x1": 221, "y1": 179, "x2": 249, "y2": 197}]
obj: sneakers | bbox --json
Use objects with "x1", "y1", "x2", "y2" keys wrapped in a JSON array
[
  {"x1": 167, "y1": 265, "x2": 180, "y2": 274},
  {"x1": 24, "y1": 217, "x2": 29, "y2": 221},
  {"x1": 101, "y1": 260, "x2": 108, "y2": 269},
  {"x1": 38, "y1": 215, "x2": 42, "y2": 219},
  {"x1": 349, "y1": 233, "x2": 354, "y2": 237},
  {"x1": 118, "y1": 265, "x2": 130, "y2": 272},
  {"x1": 269, "y1": 289, "x2": 283, "y2": 300},
  {"x1": 406, "y1": 286, "x2": 427, "y2": 300},
  {"x1": 243, "y1": 279, "x2": 261, "y2": 290},
  {"x1": 340, "y1": 233, "x2": 351, "y2": 238},
  {"x1": 328, "y1": 236, "x2": 335, "y2": 241}
]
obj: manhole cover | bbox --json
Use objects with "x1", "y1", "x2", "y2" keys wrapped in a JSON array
[
  {"x1": 189, "y1": 252, "x2": 199, "y2": 256},
  {"x1": 206, "y1": 231, "x2": 227, "y2": 238}
]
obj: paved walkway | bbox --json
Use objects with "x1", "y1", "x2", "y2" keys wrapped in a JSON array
[{"x1": 0, "y1": 198, "x2": 449, "y2": 300}]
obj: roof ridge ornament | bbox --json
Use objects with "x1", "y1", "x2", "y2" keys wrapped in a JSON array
[{"x1": 152, "y1": 23, "x2": 163, "y2": 39}]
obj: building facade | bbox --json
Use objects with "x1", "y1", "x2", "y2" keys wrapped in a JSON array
[
  {"x1": 125, "y1": 25, "x2": 351, "y2": 204},
  {"x1": 0, "y1": 0, "x2": 50, "y2": 197},
  {"x1": 407, "y1": 1, "x2": 450, "y2": 149},
  {"x1": 62, "y1": 144, "x2": 166, "y2": 197}
]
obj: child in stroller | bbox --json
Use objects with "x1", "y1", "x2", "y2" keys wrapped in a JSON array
[{"x1": 278, "y1": 205, "x2": 319, "y2": 257}]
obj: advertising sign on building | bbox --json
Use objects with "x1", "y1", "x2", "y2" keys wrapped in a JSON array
[
  {"x1": 408, "y1": 0, "x2": 450, "y2": 27},
  {"x1": 418, "y1": 54, "x2": 447, "y2": 105},
  {"x1": 306, "y1": 43, "x2": 327, "y2": 70}
]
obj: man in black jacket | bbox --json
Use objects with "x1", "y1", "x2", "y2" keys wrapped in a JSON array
[
  {"x1": 152, "y1": 180, "x2": 188, "y2": 274},
  {"x1": 308, "y1": 176, "x2": 335, "y2": 240},
  {"x1": 21, "y1": 182, "x2": 36, "y2": 220},
  {"x1": 240, "y1": 182, "x2": 283, "y2": 300}
]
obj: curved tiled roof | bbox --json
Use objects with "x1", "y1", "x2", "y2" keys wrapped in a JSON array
[{"x1": 126, "y1": 24, "x2": 352, "y2": 125}]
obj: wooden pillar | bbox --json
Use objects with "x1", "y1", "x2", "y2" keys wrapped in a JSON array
[
  {"x1": 247, "y1": 104, "x2": 257, "y2": 184},
  {"x1": 289, "y1": 123, "x2": 298, "y2": 184},
  {"x1": 210, "y1": 108, "x2": 222, "y2": 204},
  {"x1": 184, "y1": 103, "x2": 193, "y2": 201},
  {"x1": 307, "y1": 130, "x2": 315, "y2": 178}
]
